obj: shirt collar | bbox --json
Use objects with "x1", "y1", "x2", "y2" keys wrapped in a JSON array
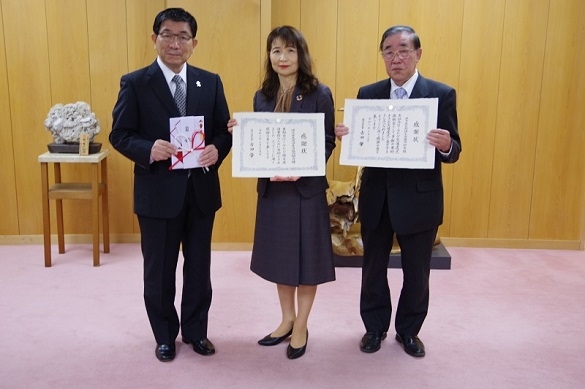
[
  {"x1": 390, "y1": 69, "x2": 419, "y2": 98},
  {"x1": 157, "y1": 57, "x2": 187, "y2": 88}
]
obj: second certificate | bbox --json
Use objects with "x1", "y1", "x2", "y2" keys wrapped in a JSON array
[
  {"x1": 232, "y1": 112, "x2": 326, "y2": 178},
  {"x1": 340, "y1": 98, "x2": 438, "y2": 169}
]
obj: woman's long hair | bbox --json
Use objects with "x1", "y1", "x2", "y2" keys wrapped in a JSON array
[{"x1": 260, "y1": 26, "x2": 319, "y2": 99}]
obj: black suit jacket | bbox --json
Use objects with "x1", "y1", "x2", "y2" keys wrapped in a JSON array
[
  {"x1": 110, "y1": 61, "x2": 231, "y2": 218},
  {"x1": 357, "y1": 74, "x2": 461, "y2": 234},
  {"x1": 253, "y1": 83, "x2": 336, "y2": 198}
]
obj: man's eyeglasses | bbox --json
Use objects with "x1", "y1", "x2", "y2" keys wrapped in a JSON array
[
  {"x1": 381, "y1": 48, "x2": 414, "y2": 60},
  {"x1": 158, "y1": 32, "x2": 193, "y2": 44}
]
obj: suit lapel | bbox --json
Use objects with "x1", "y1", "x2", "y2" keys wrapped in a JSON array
[
  {"x1": 410, "y1": 74, "x2": 429, "y2": 99},
  {"x1": 289, "y1": 85, "x2": 304, "y2": 112},
  {"x1": 373, "y1": 79, "x2": 392, "y2": 99},
  {"x1": 146, "y1": 61, "x2": 180, "y2": 116},
  {"x1": 185, "y1": 65, "x2": 201, "y2": 116}
]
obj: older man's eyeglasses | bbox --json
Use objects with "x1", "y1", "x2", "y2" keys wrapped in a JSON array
[
  {"x1": 381, "y1": 48, "x2": 414, "y2": 60},
  {"x1": 158, "y1": 32, "x2": 193, "y2": 44}
]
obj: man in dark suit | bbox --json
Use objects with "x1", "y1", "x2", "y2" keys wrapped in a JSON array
[
  {"x1": 110, "y1": 8, "x2": 231, "y2": 362},
  {"x1": 335, "y1": 25, "x2": 461, "y2": 357}
]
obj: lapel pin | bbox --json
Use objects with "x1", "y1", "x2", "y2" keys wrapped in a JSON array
[
  {"x1": 296, "y1": 95, "x2": 303, "y2": 101},
  {"x1": 196, "y1": 81, "x2": 201, "y2": 87}
]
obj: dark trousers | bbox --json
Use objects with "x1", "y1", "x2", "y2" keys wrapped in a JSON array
[
  {"x1": 138, "y1": 177, "x2": 215, "y2": 345},
  {"x1": 360, "y1": 198, "x2": 437, "y2": 336}
]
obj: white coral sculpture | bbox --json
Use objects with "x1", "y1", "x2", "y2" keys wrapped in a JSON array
[{"x1": 44, "y1": 101, "x2": 100, "y2": 144}]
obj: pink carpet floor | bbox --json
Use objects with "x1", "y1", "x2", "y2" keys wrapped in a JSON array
[{"x1": 0, "y1": 244, "x2": 584, "y2": 388}]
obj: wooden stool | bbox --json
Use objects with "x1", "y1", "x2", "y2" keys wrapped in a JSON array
[{"x1": 39, "y1": 150, "x2": 110, "y2": 267}]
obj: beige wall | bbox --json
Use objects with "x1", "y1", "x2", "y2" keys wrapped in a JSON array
[{"x1": 1, "y1": 0, "x2": 584, "y2": 249}]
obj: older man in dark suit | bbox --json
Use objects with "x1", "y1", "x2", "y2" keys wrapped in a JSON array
[
  {"x1": 335, "y1": 25, "x2": 461, "y2": 358},
  {"x1": 110, "y1": 8, "x2": 231, "y2": 362}
]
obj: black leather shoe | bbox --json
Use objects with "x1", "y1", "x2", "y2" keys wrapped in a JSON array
[
  {"x1": 155, "y1": 344, "x2": 176, "y2": 362},
  {"x1": 182, "y1": 337, "x2": 216, "y2": 356},
  {"x1": 395, "y1": 334, "x2": 425, "y2": 357},
  {"x1": 258, "y1": 329, "x2": 293, "y2": 346},
  {"x1": 286, "y1": 331, "x2": 308, "y2": 359},
  {"x1": 360, "y1": 331, "x2": 387, "y2": 353}
]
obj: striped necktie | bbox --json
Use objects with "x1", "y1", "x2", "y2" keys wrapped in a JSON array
[{"x1": 172, "y1": 75, "x2": 186, "y2": 116}]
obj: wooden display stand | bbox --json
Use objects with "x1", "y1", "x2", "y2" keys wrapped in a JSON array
[{"x1": 38, "y1": 150, "x2": 110, "y2": 267}]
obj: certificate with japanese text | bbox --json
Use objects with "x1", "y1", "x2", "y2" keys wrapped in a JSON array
[
  {"x1": 169, "y1": 116, "x2": 205, "y2": 170},
  {"x1": 340, "y1": 98, "x2": 438, "y2": 169},
  {"x1": 232, "y1": 112, "x2": 326, "y2": 177}
]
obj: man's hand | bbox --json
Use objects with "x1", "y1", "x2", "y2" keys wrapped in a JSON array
[
  {"x1": 198, "y1": 144, "x2": 219, "y2": 168},
  {"x1": 150, "y1": 139, "x2": 177, "y2": 161},
  {"x1": 426, "y1": 129, "x2": 452, "y2": 153}
]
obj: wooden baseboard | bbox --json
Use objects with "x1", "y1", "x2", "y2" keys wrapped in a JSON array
[
  {"x1": 0, "y1": 234, "x2": 141, "y2": 245},
  {"x1": 0, "y1": 234, "x2": 254, "y2": 250},
  {"x1": 0, "y1": 234, "x2": 581, "y2": 251},
  {"x1": 440, "y1": 237, "x2": 582, "y2": 250}
]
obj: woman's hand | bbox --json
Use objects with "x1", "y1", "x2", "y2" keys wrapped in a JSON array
[
  {"x1": 227, "y1": 118, "x2": 238, "y2": 134},
  {"x1": 334, "y1": 123, "x2": 349, "y2": 140},
  {"x1": 270, "y1": 176, "x2": 300, "y2": 182}
]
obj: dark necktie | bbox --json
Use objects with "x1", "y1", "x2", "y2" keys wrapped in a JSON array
[{"x1": 172, "y1": 75, "x2": 186, "y2": 116}]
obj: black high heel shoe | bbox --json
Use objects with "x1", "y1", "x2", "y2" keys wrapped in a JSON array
[
  {"x1": 258, "y1": 328, "x2": 293, "y2": 346},
  {"x1": 287, "y1": 331, "x2": 308, "y2": 359}
]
